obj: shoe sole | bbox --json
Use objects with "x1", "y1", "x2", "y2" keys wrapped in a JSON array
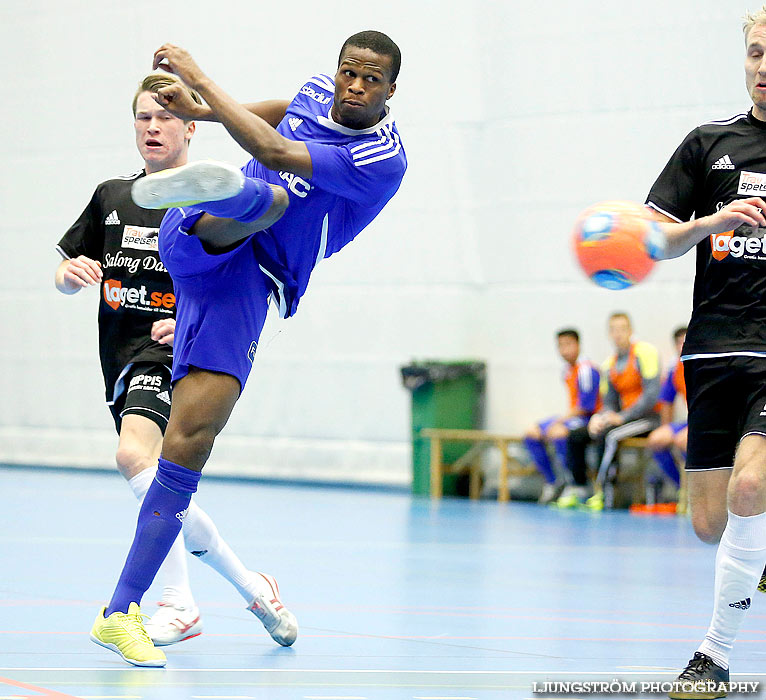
[
  {"x1": 89, "y1": 633, "x2": 166, "y2": 667},
  {"x1": 150, "y1": 630, "x2": 202, "y2": 647},
  {"x1": 131, "y1": 160, "x2": 244, "y2": 210}
]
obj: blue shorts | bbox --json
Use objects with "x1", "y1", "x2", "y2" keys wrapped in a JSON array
[
  {"x1": 538, "y1": 415, "x2": 588, "y2": 433},
  {"x1": 669, "y1": 421, "x2": 687, "y2": 434},
  {"x1": 159, "y1": 208, "x2": 271, "y2": 392}
]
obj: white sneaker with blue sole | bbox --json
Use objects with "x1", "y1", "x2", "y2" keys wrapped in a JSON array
[{"x1": 131, "y1": 160, "x2": 244, "y2": 210}]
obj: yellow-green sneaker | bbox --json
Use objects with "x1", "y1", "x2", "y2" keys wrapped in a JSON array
[
  {"x1": 90, "y1": 603, "x2": 166, "y2": 667},
  {"x1": 584, "y1": 491, "x2": 604, "y2": 511},
  {"x1": 553, "y1": 486, "x2": 587, "y2": 509}
]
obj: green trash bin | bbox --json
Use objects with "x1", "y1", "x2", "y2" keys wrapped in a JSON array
[{"x1": 400, "y1": 360, "x2": 486, "y2": 496}]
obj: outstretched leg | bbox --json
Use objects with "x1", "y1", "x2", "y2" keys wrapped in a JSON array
[{"x1": 132, "y1": 160, "x2": 289, "y2": 249}]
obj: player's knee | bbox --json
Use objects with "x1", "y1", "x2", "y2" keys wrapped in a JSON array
[
  {"x1": 115, "y1": 444, "x2": 152, "y2": 479},
  {"x1": 162, "y1": 424, "x2": 217, "y2": 471},
  {"x1": 647, "y1": 432, "x2": 670, "y2": 451},
  {"x1": 525, "y1": 425, "x2": 541, "y2": 441},
  {"x1": 729, "y1": 468, "x2": 766, "y2": 509},
  {"x1": 546, "y1": 423, "x2": 568, "y2": 440},
  {"x1": 691, "y1": 510, "x2": 725, "y2": 544},
  {"x1": 272, "y1": 185, "x2": 289, "y2": 216},
  {"x1": 674, "y1": 431, "x2": 687, "y2": 453},
  {"x1": 257, "y1": 185, "x2": 289, "y2": 230}
]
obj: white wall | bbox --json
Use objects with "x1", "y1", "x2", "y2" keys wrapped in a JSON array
[{"x1": 0, "y1": 0, "x2": 749, "y2": 484}]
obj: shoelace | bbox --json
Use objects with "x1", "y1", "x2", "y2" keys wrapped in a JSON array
[
  {"x1": 121, "y1": 610, "x2": 153, "y2": 645},
  {"x1": 678, "y1": 653, "x2": 714, "y2": 680}
]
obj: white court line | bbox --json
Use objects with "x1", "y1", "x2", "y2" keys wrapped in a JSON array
[
  {"x1": 0, "y1": 668, "x2": 507, "y2": 674},
  {"x1": 0, "y1": 668, "x2": 763, "y2": 675},
  {"x1": 303, "y1": 696, "x2": 368, "y2": 699}
]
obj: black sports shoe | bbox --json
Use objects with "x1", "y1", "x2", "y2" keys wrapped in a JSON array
[
  {"x1": 758, "y1": 563, "x2": 766, "y2": 594},
  {"x1": 668, "y1": 652, "x2": 729, "y2": 699}
]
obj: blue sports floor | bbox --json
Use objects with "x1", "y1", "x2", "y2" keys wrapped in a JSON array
[{"x1": 1, "y1": 467, "x2": 765, "y2": 700}]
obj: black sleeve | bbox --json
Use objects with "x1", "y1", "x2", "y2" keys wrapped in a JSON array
[
  {"x1": 57, "y1": 187, "x2": 104, "y2": 261},
  {"x1": 645, "y1": 128, "x2": 702, "y2": 223}
]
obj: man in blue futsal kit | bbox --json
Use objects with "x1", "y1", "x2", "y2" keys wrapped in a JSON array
[{"x1": 89, "y1": 31, "x2": 406, "y2": 666}]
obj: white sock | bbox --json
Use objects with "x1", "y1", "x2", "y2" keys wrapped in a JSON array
[
  {"x1": 182, "y1": 501, "x2": 258, "y2": 603},
  {"x1": 127, "y1": 467, "x2": 195, "y2": 608},
  {"x1": 697, "y1": 511, "x2": 766, "y2": 669}
]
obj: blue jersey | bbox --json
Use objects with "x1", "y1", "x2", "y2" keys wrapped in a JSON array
[
  {"x1": 658, "y1": 368, "x2": 676, "y2": 404},
  {"x1": 246, "y1": 73, "x2": 407, "y2": 317},
  {"x1": 159, "y1": 73, "x2": 406, "y2": 391},
  {"x1": 562, "y1": 357, "x2": 601, "y2": 414}
]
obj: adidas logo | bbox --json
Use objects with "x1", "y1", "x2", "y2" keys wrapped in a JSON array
[
  {"x1": 156, "y1": 390, "x2": 171, "y2": 405},
  {"x1": 712, "y1": 154, "x2": 735, "y2": 170},
  {"x1": 288, "y1": 117, "x2": 303, "y2": 132},
  {"x1": 105, "y1": 210, "x2": 120, "y2": 225},
  {"x1": 728, "y1": 597, "x2": 751, "y2": 610}
]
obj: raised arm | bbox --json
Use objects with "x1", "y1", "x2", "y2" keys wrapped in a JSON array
[
  {"x1": 152, "y1": 44, "x2": 312, "y2": 178},
  {"x1": 647, "y1": 197, "x2": 766, "y2": 259},
  {"x1": 154, "y1": 91, "x2": 290, "y2": 130}
]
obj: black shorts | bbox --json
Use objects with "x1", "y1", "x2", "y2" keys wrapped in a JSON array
[
  {"x1": 684, "y1": 355, "x2": 766, "y2": 471},
  {"x1": 109, "y1": 362, "x2": 172, "y2": 434}
]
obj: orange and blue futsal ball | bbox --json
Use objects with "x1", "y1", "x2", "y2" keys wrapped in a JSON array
[{"x1": 572, "y1": 201, "x2": 665, "y2": 290}]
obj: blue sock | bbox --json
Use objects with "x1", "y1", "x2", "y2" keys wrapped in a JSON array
[
  {"x1": 524, "y1": 437, "x2": 556, "y2": 484},
  {"x1": 552, "y1": 437, "x2": 569, "y2": 474},
  {"x1": 201, "y1": 176, "x2": 274, "y2": 223},
  {"x1": 105, "y1": 458, "x2": 201, "y2": 616},
  {"x1": 653, "y1": 449, "x2": 680, "y2": 486}
]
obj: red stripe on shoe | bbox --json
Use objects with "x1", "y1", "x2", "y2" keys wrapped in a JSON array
[
  {"x1": 172, "y1": 615, "x2": 201, "y2": 633},
  {"x1": 257, "y1": 572, "x2": 280, "y2": 600}
]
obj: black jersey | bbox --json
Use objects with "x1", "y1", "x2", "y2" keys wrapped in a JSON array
[
  {"x1": 57, "y1": 170, "x2": 175, "y2": 403},
  {"x1": 646, "y1": 110, "x2": 766, "y2": 356}
]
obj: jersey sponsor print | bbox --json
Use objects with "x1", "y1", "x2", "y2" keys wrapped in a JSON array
[
  {"x1": 710, "y1": 226, "x2": 766, "y2": 262},
  {"x1": 102, "y1": 279, "x2": 175, "y2": 312},
  {"x1": 57, "y1": 171, "x2": 173, "y2": 402},
  {"x1": 646, "y1": 111, "x2": 766, "y2": 354}
]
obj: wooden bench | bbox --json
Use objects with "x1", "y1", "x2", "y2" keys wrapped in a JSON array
[
  {"x1": 421, "y1": 429, "x2": 687, "y2": 511},
  {"x1": 420, "y1": 429, "x2": 536, "y2": 501},
  {"x1": 615, "y1": 437, "x2": 688, "y2": 513}
]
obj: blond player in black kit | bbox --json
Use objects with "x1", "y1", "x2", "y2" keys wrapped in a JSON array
[{"x1": 637, "y1": 6, "x2": 766, "y2": 697}]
